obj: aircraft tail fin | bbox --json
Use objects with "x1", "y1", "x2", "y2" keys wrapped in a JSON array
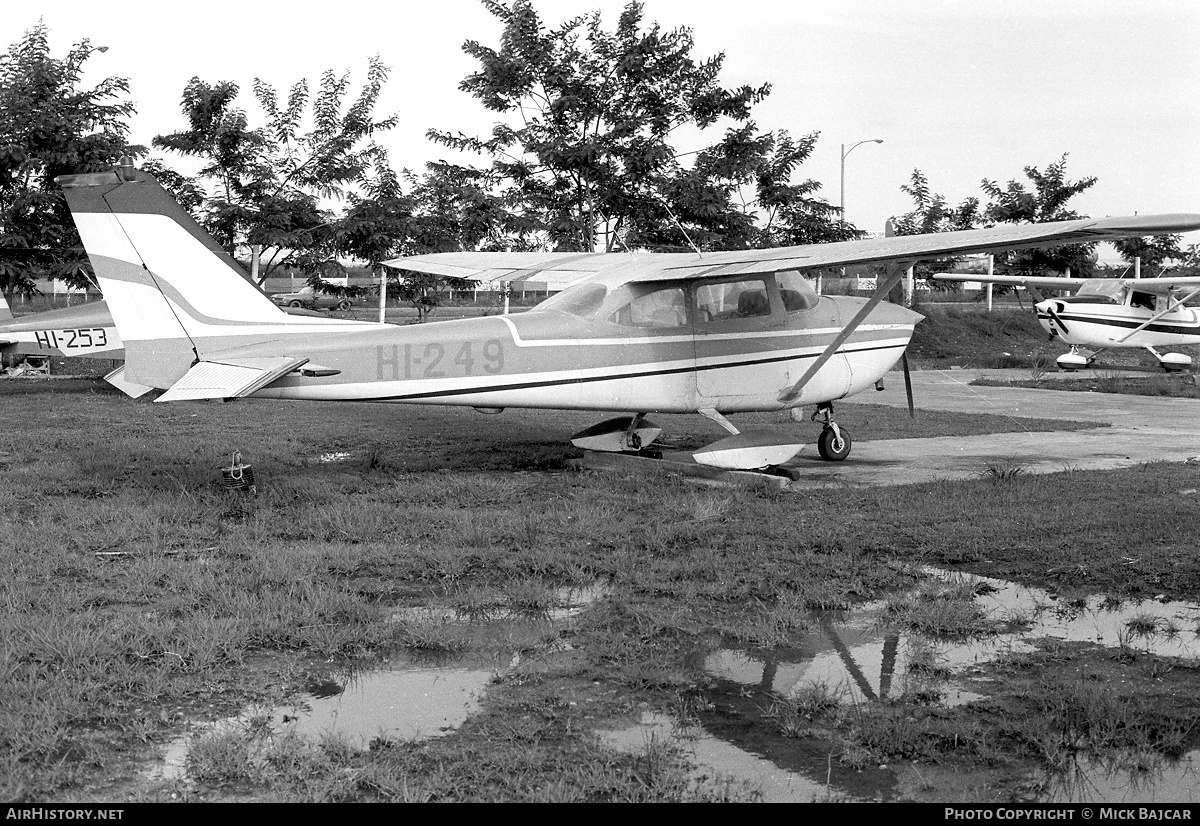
[
  {"x1": 0, "y1": 292, "x2": 13, "y2": 321},
  {"x1": 56, "y1": 158, "x2": 346, "y2": 390}
]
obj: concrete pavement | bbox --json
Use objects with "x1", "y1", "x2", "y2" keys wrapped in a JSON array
[{"x1": 781, "y1": 368, "x2": 1200, "y2": 487}]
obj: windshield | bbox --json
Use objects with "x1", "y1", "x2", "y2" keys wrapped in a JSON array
[
  {"x1": 536, "y1": 283, "x2": 608, "y2": 319},
  {"x1": 1077, "y1": 280, "x2": 1124, "y2": 301},
  {"x1": 776, "y1": 271, "x2": 820, "y2": 312}
]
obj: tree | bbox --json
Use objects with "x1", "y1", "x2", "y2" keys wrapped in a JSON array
[
  {"x1": 982, "y1": 154, "x2": 1098, "y2": 277},
  {"x1": 340, "y1": 159, "x2": 509, "y2": 322},
  {"x1": 889, "y1": 169, "x2": 981, "y2": 279},
  {"x1": 0, "y1": 22, "x2": 141, "y2": 299},
  {"x1": 429, "y1": 0, "x2": 776, "y2": 252},
  {"x1": 749, "y1": 130, "x2": 861, "y2": 248},
  {"x1": 1110, "y1": 234, "x2": 1192, "y2": 275},
  {"x1": 891, "y1": 169, "x2": 980, "y2": 236},
  {"x1": 153, "y1": 57, "x2": 398, "y2": 287}
]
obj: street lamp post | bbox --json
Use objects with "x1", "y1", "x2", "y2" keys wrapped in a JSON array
[{"x1": 839, "y1": 138, "x2": 883, "y2": 225}]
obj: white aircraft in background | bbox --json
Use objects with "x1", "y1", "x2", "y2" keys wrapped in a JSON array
[
  {"x1": 0, "y1": 293, "x2": 147, "y2": 391},
  {"x1": 0, "y1": 292, "x2": 121, "y2": 358},
  {"x1": 929, "y1": 272, "x2": 1200, "y2": 371},
  {"x1": 55, "y1": 158, "x2": 1200, "y2": 473}
]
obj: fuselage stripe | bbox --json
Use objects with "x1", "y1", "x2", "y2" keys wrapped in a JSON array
[
  {"x1": 349, "y1": 341, "x2": 907, "y2": 402},
  {"x1": 1039, "y1": 311, "x2": 1200, "y2": 336}
]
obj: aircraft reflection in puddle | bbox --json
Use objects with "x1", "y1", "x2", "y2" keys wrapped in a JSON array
[
  {"x1": 705, "y1": 569, "x2": 1200, "y2": 706},
  {"x1": 150, "y1": 574, "x2": 1200, "y2": 801},
  {"x1": 607, "y1": 570, "x2": 1200, "y2": 803},
  {"x1": 597, "y1": 711, "x2": 838, "y2": 803}
]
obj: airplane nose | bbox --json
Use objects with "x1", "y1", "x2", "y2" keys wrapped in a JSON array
[
  {"x1": 1035, "y1": 299, "x2": 1068, "y2": 333},
  {"x1": 869, "y1": 300, "x2": 923, "y2": 327}
]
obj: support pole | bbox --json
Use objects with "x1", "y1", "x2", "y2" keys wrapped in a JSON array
[
  {"x1": 378, "y1": 267, "x2": 387, "y2": 323},
  {"x1": 986, "y1": 255, "x2": 994, "y2": 312},
  {"x1": 250, "y1": 244, "x2": 261, "y2": 286}
]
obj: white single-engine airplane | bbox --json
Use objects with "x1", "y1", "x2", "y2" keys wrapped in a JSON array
[
  {"x1": 0, "y1": 293, "x2": 145, "y2": 390},
  {"x1": 55, "y1": 159, "x2": 1200, "y2": 471},
  {"x1": 0, "y1": 292, "x2": 122, "y2": 359},
  {"x1": 929, "y1": 272, "x2": 1200, "y2": 372}
]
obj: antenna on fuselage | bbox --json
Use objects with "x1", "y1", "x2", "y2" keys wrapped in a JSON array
[
  {"x1": 658, "y1": 199, "x2": 703, "y2": 257},
  {"x1": 600, "y1": 212, "x2": 633, "y2": 253}
]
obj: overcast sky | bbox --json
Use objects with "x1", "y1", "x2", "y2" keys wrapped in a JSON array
[{"x1": 7, "y1": 0, "x2": 1200, "y2": 248}]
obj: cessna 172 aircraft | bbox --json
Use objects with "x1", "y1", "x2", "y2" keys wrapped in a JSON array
[
  {"x1": 0, "y1": 292, "x2": 139, "y2": 385},
  {"x1": 0, "y1": 292, "x2": 121, "y2": 359},
  {"x1": 54, "y1": 159, "x2": 1200, "y2": 472},
  {"x1": 929, "y1": 272, "x2": 1200, "y2": 372},
  {"x1": 0, "y1": 286, "x2": 337, "y2": 396}
]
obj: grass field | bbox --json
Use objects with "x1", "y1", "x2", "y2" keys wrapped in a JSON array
[
  {"x1": 974, "y1": 373, "x2": 1200, "y2": 399},
  {"x1": 3, "y1": 370, "x2": 1200, "y2": 802}
]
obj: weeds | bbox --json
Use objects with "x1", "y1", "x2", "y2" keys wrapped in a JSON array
[
  {"x1": 766, "y1": 682, "x2": 843, "y2": 736},
  {"x1": 984, "y1": 462, "x2": 1026, "y2": 481},
  {"x1": 6, "y1": 378, "x2": 1200, "y2": 801},
  {"x1": 884, "y1": 579, "x2": 996, "y2": 639}
]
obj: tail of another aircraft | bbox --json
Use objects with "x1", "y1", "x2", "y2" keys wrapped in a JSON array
[
  {"x1": 0, "y1": 292, "x2": 13, "y2": 321},
  {"x1": 56, "y1": 158, "x2": 362, "y2": 391}
]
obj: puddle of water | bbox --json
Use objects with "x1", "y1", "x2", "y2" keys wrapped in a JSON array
[
  {"x1": 147, "y1": 582, "x2": 608, "y2": 785},
  {"x1": 706, "y1": 570, "x2": 1200, "y2": 708},
  {"x1": 598, "y1": 711, "x2": 841, "y2": 803},
  {"x1": 1041, "y1": 751, "x2": 1200, "y2": 804},
  {"x1": 146, "y1": 569, "x2": 1200, "y2": 801},
  {"x1": 389, "y1": 581, "x2": 608, "y2": 625},
  {"x1": 317, "y1": 452, "x2": 353, "y2": 463},
  {"x1": 147, "y1": 664, "x2": 493, "y2": 783},
  {"x1": 285, "y1": 665, "x2": 492, "y2": 746},
  {"x1": 692, "y1": 569, "x2": 1200, "y2": 803},
  {"x1": 925, "y1": 567, "x2": 1200, "y2": 662}
]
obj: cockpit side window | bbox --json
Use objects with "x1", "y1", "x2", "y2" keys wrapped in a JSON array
[
  {"x1": 1130, "y1": 291, "x2": 1157, "y2": 311},
  {"x1": 694, "y1": 279, "x2": 771, "y2": 323},
  {"x1": 605, "y1": 284, "x2": 688, "y2": 328},
  {"x1": 776, "y1": 271, "x2": 820, "y2": 312}
]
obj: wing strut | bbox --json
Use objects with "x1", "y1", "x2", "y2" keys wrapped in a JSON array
[
  {"x1": 777, "y1": 263, "x2": 911, "y2": 405},
  {"x1": 1116, "y1": 287, "x2": 1200, "y2": 344}
]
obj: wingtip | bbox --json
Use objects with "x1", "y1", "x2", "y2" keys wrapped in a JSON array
[{"x1": 1091, "y1": 213, "x2": 1200, "y2": 235}]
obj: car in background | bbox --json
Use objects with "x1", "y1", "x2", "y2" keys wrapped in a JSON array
[{"x1": 269, "y1": 286, "x2": 353, "y2": 312}]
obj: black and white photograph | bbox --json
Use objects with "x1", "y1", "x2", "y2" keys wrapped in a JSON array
[{"x1": 3, "y1": 0, "x2": 1200, "y2": 807}]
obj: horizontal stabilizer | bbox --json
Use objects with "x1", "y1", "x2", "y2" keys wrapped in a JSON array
[
  {"x1": 693, "y1": 431, "x2": 804, "y2": 470},
  {"x1": 156, "y1": 356, "x2": 308, "y2": 402},
  {"x1": 103, "y1": 365, "x2": 154, "y2": 399}
]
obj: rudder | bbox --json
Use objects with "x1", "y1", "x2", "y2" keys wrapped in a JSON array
[{"x1": 57, "y1": 158, "x2": 289, "y2": 388}]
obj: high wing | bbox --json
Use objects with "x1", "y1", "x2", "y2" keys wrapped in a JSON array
[
  {"x1": 390, "y1": 214, "x2": 1200, "y2": 284},
  {"x1": 929, "y1": 273, "x2": 1200, "y2": 295},
  {"x1": 383, "y1": 251, "x2": 628, "y2": 291}
]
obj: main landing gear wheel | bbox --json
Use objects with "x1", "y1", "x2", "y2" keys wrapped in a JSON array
[
  {"x1": 336, "y1": 300, "x2": 352, "y2": 311},
  {"x1": 817, "y1": 427, "x2": 852, "y2": 461}
]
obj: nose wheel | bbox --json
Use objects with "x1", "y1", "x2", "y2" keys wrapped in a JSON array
[{"x1": 812, "y1": 403, "x2": 852, "y2": 462}]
